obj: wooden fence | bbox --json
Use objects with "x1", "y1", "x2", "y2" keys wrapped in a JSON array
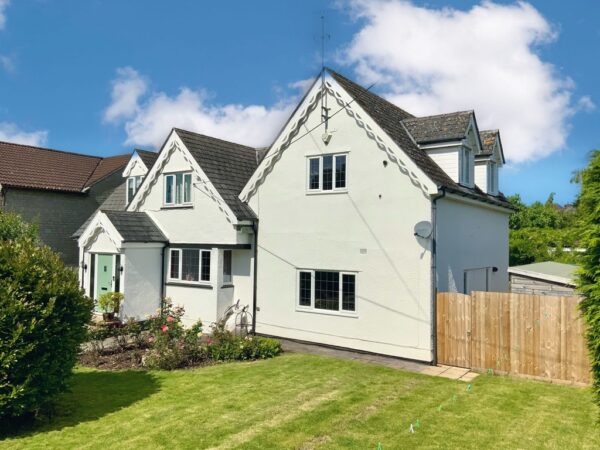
[{"x1": 436, "y1": 291, "x2": 591, "y2": 384}]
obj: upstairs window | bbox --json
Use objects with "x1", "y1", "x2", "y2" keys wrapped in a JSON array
[
  {"x1": 164, "y1": 172, "x2": 193, "y2": 206},
  {"x1": 126, "y1": 176, "x2": 143, "y2": 204},
  {"x1": 488, "y1": 161, "x2": 499, "y2": 194},
  {"x1": 297, "y1": 270, "x2": 356, "y2": 313},
  {"x1": 460, "y1": 148, "x2": 472, "y2": 186},
  {"x1": 307, "y1": 154, "x2": 347, "y2": 192},
  {"x1": 169, "y1": 248, "x2": 211, "y2": 283}
]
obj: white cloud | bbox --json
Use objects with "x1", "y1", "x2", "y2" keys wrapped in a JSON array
[
  {"x1": 105, "y1": 68, "x2": 298, "y2": 149},
  {"x1": 103, "y1": 67, "x2": 148, "y2": 123},
  {"x1": 0, "y1": 0, "x2": 9, "y2": 30},
  {"x1": 0, "y1": 122, "x2": 48, "y2": 146},
  {"x1": 0, "y1": 54, "x2": 14, "y2": 73},
  {"x1": 339, "y1": 0, "x2": 591, "y2": 163}
]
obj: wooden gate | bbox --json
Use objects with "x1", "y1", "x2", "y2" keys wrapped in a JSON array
[{"x1": 436, "y1": 291, "x2": 590, "y2": 384}]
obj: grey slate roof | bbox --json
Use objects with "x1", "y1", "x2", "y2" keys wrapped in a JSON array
[
  {"x1": 326, "y1": 68, "x2": 512, "y2": 209},
  {"x1": 72, "y1": 183, "x2": 127, "y2": 238},
  {"x1": 104, "y1": 211, "x2": 167, "y2": 242},
  {"x1": 174, "y1": 128, "x2": 259, "y2": 220},
  {"x1": 478, "y1": 130, "x2": 498, "y2": 156},
  {"x1": 402, "y1": 111, "x2": 473, "y2": 145},
  {"x1": 136, "y1": 149, "x2": 160, "y2": 171}
]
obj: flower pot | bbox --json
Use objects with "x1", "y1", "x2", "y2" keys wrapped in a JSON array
[{"x1": 103, "y1": 312, "x2": 115, "y2": 322}]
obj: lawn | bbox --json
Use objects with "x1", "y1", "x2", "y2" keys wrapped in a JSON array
[{"x1": 1, "y1": 353, "x2": 598, "y2": 449}]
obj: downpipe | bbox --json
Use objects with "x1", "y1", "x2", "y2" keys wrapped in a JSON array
[{"x1": 430, "y1": 188, "x2": 446, "y2": 366}]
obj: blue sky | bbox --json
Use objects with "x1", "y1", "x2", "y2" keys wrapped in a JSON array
[{"x1": 0, "y1": 0, "x2": 597, "y2": 205}]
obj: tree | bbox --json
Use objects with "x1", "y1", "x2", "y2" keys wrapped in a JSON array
[{"x1": 575, "y1": 150, "x2": 600, "y2": 411}]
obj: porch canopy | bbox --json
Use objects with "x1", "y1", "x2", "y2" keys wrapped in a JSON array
[{"x1": 77, "y1": 210, "x2": 167, "y2": 319}]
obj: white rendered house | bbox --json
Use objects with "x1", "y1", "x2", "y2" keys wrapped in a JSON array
[{"x1": 77, "y1": 68, "x2": 511, "y2": 363}]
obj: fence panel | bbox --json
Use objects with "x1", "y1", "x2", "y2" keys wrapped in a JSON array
[{"x1": 436, "y1": 291, "x2": 590, "y2": 384}]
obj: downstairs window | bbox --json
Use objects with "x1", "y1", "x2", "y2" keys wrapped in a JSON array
[
  {"x1": 297, "y1": 270, "x2": 356, "y2": 313},
  {"x1": 169, "y1": 248, "x2": 211, "y2": 283}
]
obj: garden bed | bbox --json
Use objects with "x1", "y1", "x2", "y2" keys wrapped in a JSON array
[{"x1": 81, "y1": 300, "x2": 281, "y2": 371}]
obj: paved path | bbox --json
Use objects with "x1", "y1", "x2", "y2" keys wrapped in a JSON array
[{"x1": 279, "y1": 338, "x2": 478, "y2": 382}]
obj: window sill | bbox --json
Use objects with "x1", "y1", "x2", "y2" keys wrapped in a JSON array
[
  {"x1": 166, "y1": 281, "x2": 213, "y2": 289},
  {"x1": 161, "y1": 204, "x2": 193, "y2": 210},
  {"x1": 221, "y1": 284, "x2": 234, "y2": 289},
  {"x1": 306, "y1": 189, "x2": 348, "y2": 196},
  {"x1": 295, "y1": 307, "x2": 358, "y2": 318}
]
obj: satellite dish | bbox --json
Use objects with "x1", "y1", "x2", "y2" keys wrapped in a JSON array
[{"x1": 414, "y1": 221, "x2": 433, "y2": 239}]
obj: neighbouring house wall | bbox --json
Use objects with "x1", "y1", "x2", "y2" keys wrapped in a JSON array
[
  {"x1": 248, "y1": 89, "x2": 434, "y2": 362},
  {"x1": 509, "y1": 274, "x2": 576, "y2": 296},
  {"x1": 426, "y1": 145, "x2": 460, "y2": 182},
  {"x1": 2, "y1": 171, "x2": 124, "y2": 266},
  {"x1": 436, "y1": 196, "x2": 509, "y2": 294},
  {"x1": 3, "y1": 188, "x2": 99, "y2": 266},
  {"x1": 122, "y1": 246, "x2": 163, "y2": 320}
]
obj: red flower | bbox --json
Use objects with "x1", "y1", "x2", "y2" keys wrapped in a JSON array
[
  {"x1": 161, "y1": 325, "x2": 168, "y2": 332},
  {"x1": 166, "y1": 316, "x2": 174, "y2": 323}
]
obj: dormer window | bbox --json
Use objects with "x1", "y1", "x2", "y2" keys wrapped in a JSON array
[
  {"x1": 488, "y1": 161, "x2": 498, "y2": 194},
  {"x1": 164, "y1": 172, "x2": 193, "y2": 206},
  {"x1": 460, "y1": 147, "x2": 473, "y2": 186},
  {"x1": 126, "y1": 176, "x2": 143, "y2": 204}
]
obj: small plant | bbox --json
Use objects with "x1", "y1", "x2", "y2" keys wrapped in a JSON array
[{"x1": 98, "y1": 292, "x2": 124, "y2": 320}]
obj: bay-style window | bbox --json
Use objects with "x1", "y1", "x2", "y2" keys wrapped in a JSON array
[
  {"x1": 307, "y1": 153, "x2": 347, "y2": 192},
  {"x1": 297, "y1": 270, "x2": 356, "y2": 313},
  {"x1": 169, "y1": 248, "x2": 211, "y2": 283},
  {"x1": 164, "y1": 172, "x2": 193, "y2": 206},
  {"x1": 126, "y1": 176, "x2": 143, "y2": 204},
  {"x1": 223, "y1": 250, "x2": 232, "y2": 284}
]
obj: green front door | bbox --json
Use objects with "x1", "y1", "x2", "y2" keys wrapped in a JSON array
[{"x1": 95, "y1": 254, "x2": 114, "y2": 305}]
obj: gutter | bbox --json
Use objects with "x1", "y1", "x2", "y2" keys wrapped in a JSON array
[
  {"x1": 251, "y1": 219, "x2": 259, "y2": 334},
  {"x1": 160, "y1": 245, "x2": 166, "y2": 312},
  {"x1": 430, "y1": 187, "x2": 446, "y2": 366}
]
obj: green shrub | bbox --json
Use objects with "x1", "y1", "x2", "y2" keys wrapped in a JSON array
[
  {"x1": 206, "y1": 327, "x2": 281, "y2": 361},
  {"x1": 0, "y1": 239, "x2": 93, "y2": 419},
  {"x1": 575, "y1": 150, "x2": 600, "y2": 412},
  {"x1": 97, "y1": 291, "x2": 124, "y2": 313},
  {"x1": 0, "y1": 211, "x2": 38, "y2": 242},
  {"x1": 142, "y1": 300, "x2": 205, "y2": 370}
]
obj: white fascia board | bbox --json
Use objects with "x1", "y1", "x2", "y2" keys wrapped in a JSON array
[
  {"x1": 78, "y1": 211, "x2": 124, "y2": 250},
  {"x1": 240, "y1": 72, "x2": 438, "y2": 201},
  {"x1": 419, "y1": 141, "x2": 462, "y2": 150},
  {"x1": 443, "y1": 191, "x2": 513, "y2": 214},
  {"x1": 121, "y1": 242, "x2": 166, "y2": 249},
  {"x1": 121, "y1": 152, "x2": 141, "y2": 178},
  {"x1": 508, "y1": 267, "x2": 574, "y2": 286},
  {"x1": 239, "y1": 74, "x2": 322, "y2": 202},
  {"x1": 127, "y1": 130, "x2": 239, "y2": 224}
]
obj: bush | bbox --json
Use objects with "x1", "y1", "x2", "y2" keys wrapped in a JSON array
[
  {"x1": 97, "y1": 291, "x2": 124, "y2": 314},
  {"x1": 206, "y1": 324, "x2": 281, "y2": 361},
  {"x1": 575, "y1": 150, "x2": 600, "y2": 412},
  {"x1": 142, "y1": 300, "x2": 205, "y2": 370},
  {"x1": 0, "y1": 239, "x2": 93, "y2": 419},
  {"x1": 0, "y1": 211, "x2": 38, "y2": 242}
]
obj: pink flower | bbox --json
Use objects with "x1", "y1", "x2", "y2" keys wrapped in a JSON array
[
  {"x1": 161, "y1": 325, "x2": 169, "y2": 333},
  {"x1": 166, "y1": 316, "x2": 174, "y2": 323}
]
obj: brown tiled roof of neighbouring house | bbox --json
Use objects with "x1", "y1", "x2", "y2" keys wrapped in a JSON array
[{"x1": 0, "y1": 140, "x2": 129, "y2": 193}]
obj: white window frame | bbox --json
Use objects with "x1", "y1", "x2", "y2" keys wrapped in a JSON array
[
  {"x1": 163, "y1": 172, "x2": 193, "y2": 207},
  {"x1": 460, "y1": 147, "x2": 473, "y2": 186},
  {"x1": 126, "y1": 175, "x2": 143, "y2": 204},
  {"x1": 306, "y1": 152, "x2": 348, "y2": 194},
  {"x1": 223, "y1": 250, "x2": 232, "y2": 284},
  {"x1": 168, "y1": 248, "x2": 211, "y2": 284},
  {"x1": 488, "y1": 161, "x2": 498, "y2": 194},
  {"x1": 296, "y1": 269, "x2": 357, "y2": 316}
]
